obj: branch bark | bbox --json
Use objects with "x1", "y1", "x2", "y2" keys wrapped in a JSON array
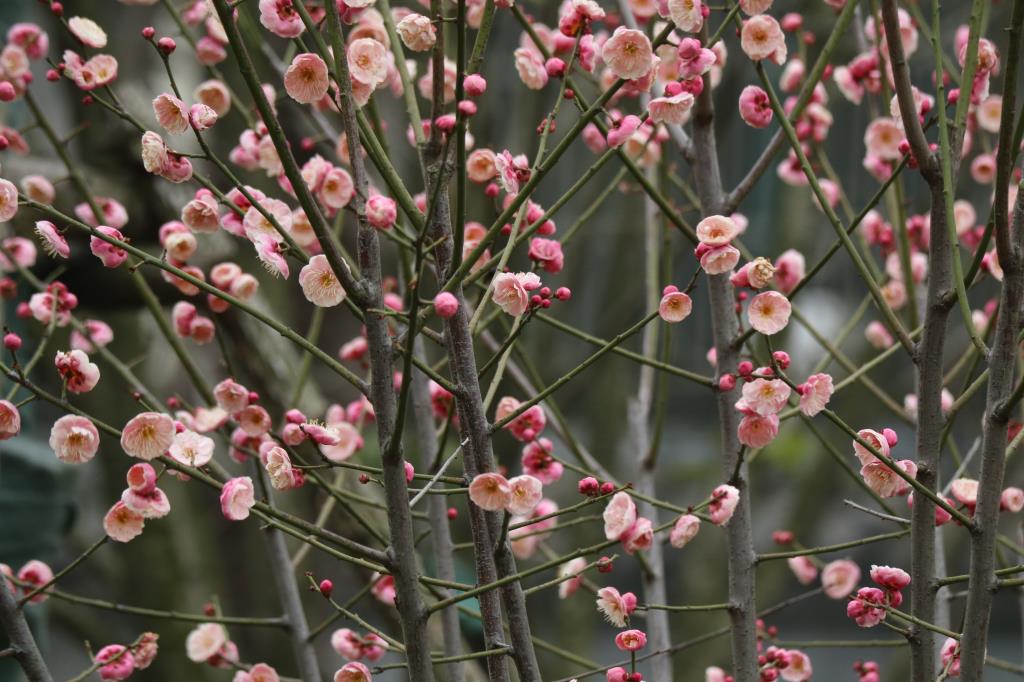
[{"x1": 0, "y1": 572, "x2": 52, "y2": 682}]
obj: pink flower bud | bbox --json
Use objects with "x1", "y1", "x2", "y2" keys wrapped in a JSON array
[
  {"x1": 883, "y1": 428, "x2": 898, "y2": 447},
  {"x1": 718, "y1": 373, "x2": 736, "y2": 391},
  {"x1": 0, "y1": 83, "x2": 16, "y2": 102},
  {"x1": 319, "y1": 579, "x2": 333, "y2": 598},
  {"x1": 463, "y1": 73, "x2": 487, "y2": 97},
  {"x1": 157, "y1": 37, "x2": 176, "y2": 54},
  {"x1": 433, "y1": 292, "x2": 459, "y2": 319},
  {"x1": 3, "y1": 333, "x2": 21, "y2": 351}
]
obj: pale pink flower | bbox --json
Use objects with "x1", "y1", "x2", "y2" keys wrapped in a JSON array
[
  {"x1": 739, "y1": 85, "x2": 773, "y2": 128},
  {"x1": 319, "y1": 167, "x2": 355, "y2": 209},
  {"x1": 186, "y1": 623, "x2": 227, "y2": 662},
  {"x1": 606, "y1": 115, "x2": 642, "y2": 148},
  {"x1": 670, "y1": 514, "x2": 701, "y2": 548},
  {"x1": 0, "y1": 178, "x2": 18, "y2": 223},
  {"x1": 506, "y1": 475, "x2": 543, "y2": 515},
  {"x1": 860, "y1": 459, "x2": 916, "y2": 498},
  {"x1": 70, "y1": 319, "x2": 113, "y2": 353},
  {"x1": 90, "y1": 226, "x2": 128, "y2": 268},
  {"x1": 514, "y1": 47, "x2": 548, "y2": 90},
  {"x1": 367, "y1": 195, "x2": 397, "y2": 230},
  {"x1": 976, "y1": 95, "x2": 1002, "y2": 133},
  {"x1": 659, "y1": 291, "x2": 693, "y2": 323},
  {"x1": 220, "y1": 476, "x2": 255, "y2": 521},
  {"x1": 348, "y1": 38, "x2": 388, "y2": 88},
  {"x1": 259, "y1": 0, "x2": 305, "y2": 38},
  {"x1": 667, "y1": 0, "x2": 704, "y2": 33},
  {"x1": 865, "y1": 320, "x2": 895, "y2": 349},
  {"x1": 284, "y1": 53, "x2": 329, "y2": 104},
  {"x1": 234, "y1": 663, "x2": 280, "y2": 682},
  {"x1": 122, "y1": 484, "x2": 171, "y2": 519},
  {"x1": 649, "y1": 91, "x2": 695, "y2": 125},
  {"x1": 33, "y1": 221, "x2": 69, "y2": 259},
  {"x1": 833, "y1": 65, "x2": 863, "y2": 104},
  {"x1": 494, "y1": 150, "x2": 531, "y2": 194},
  {"x1": 320, "y1": 422, "x2": 364, "y2": 462},
  {"x1": 253, "y1": 234, "x2": 290, "y2": 278},
  {"x1": 741, "y1": 15, "x2": 786, "y2": 63},
  {"x1": 49, "y1": 414, "x2": 99, "y2": 464},
  {"x1": 709, "y1": 484, "x2": 740, "y2": 525},
  {"x1": 864, "y1": 117, "x2": 903, "y2": 161},
  {"x1": 747, "y1": 291, "x2": 791, "y2": 335},
  {"x1": 737, "y1": 412, "x2": 779, "y2": 448},
  {"x1": 17, "y1": 560, "x2": 53, "y2": 603},
  {"x1": 950, "y1": 478, "x2": 979, "y2": 507},
  {"x1": 214, "y1": 379, "x2": 250, "y2": 414},
  {"x1": 700, "y1": 244, "x2": 741, "y2": 275},
  {"x1": 821, "y1": 559, "x2": 860, "y2": 599},
  {"x1": 492, "y1": 271, "x2": 541, "y2": 316},
  {"x1": 1001, "y1": 487, "x2": 1024, "y2": 512},
  {"x1": 153, "y1": 93, "x2": 189, "y2": 135},
  {"x1": 68, "y1": 16, "x2": 107, "y2": 48},
  {"x1": 396, "y1": 13, "x2": 436, "y2": 52},
  {"x1": 168, "y1": 429, "x2": 215, "y2": 467},
  {"x1": 739, "y1": 378, "x2": 791, "y2": 416},
  {"x1": 265, "y1": 447, "x2": 295, "y2": 490},
  {"x1": 334, "y1": 662, "x2": 372, "y2": 682},
  {"x1": 121, "y1": 412, "x2": 176, "y2": 460},
  {"x1": 696, "y1": 214, "x2": 739, "y2": 246},
  {"x1": 140, "y1": 131, "x2": 169, "y2": 175},
  {"x1": 781, "y1": 649, "x2": 813, "y2": 682},
  {"x1": 603, "y1": 491, "x2": 637, "y2": 540},
  {"x1": 127, "y1": 463, "x2": 157, "y2": 494},
  {"x1": 467, "y1": 148, "x2": 497, "y2": 183},
  {"x1": 102, "y1": 497, "x2": 145, "y2": 540},
  {"x1": 195, "y1": 80, "x2": 232, "y2": 116},
  {"x1": 602, "y1": 28, "x2": 654, "y2": 80},
  {"x1": 370, "y1": 573, "x2": 396, "y2": 605},
  {"x1": 237, "y1": 405, "x2": 272, "y2": 437},
  {"x1": 7, "y1": 23, "x2": 49, "y2": 60},
  {"x1": 331, "y1": 628, "x2": 364, "y2": 660},
  {"x1": 131, "y1": 632, "x2": 159, "y2": 670},
  {"x1": 469, "y1": 472, "x2": 513, "y2": 511},
  {"x1": 615, "y1": 629, "x2": 647, "y2": 652},
  {"x1": 740, "y1": 0, "x2": 773, "y2": 14},
  {"x1": 798, "y1": 373, "x2": 833, "y2": 417},
  {"x1": 622, "y1": 517, "x2": 654, "y2": 553},
  {"x1": 773, "y1": 249, "x2": 805, "y2": 294},
  {"x1": 705, "y1": 667, "x2": 728, "y2": 682},
  {"x1": 558, "y1": 558, "x2": 587, "y2": 599},
  {"x1": 95, "y1": 645, "x2": 135, "y2": 681},
  {"x1": 596, "y1": 586, "x2": 636, "y2": 627},
  {"x1": 788, "y1": 556, "x2": 818, "y2": 585},
  {"x1": 21, "y1": 175, "x2": 55, "y2": 204},
  {"x1": 852, "y1": 428, "x2": 890, "y2": 465},
  {"x1": 55, "y1": 349, "x2": 100, "y2": 393},
  {"x1": 0, "y1": 400, "x2": 19, "y2": 442},
  {"x1": 299, "y1": 254, "x2": 347, "y2": 307}
]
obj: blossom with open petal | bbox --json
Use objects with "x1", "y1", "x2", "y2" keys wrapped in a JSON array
[
  {"x1": 220, "y1": 476, "x2": 255, "y2": 521},
  {"x1": 121, "y1": 412, "x2": 175, "y2": 460},
  {"x1": 284, "y1": 53, "x2": 329, "y2": 104},
  {"x1": 747, "y1": 291, "x2": 791, "y2": 335},
  {"x1": 49, "y1": 414, "x2": 99, "y2": 464},
  {"x1": 299, "y1": 254, "x2": 347, "y2": 307}
]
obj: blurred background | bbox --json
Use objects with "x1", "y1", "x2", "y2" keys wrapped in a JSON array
[{"x1": 0, "y1": 0, "x2": 1022, "y2": 679}]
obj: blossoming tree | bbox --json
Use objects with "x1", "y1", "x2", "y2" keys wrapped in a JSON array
[{"x1": 0, "y1": 0, "x2": 1021, "y2": 680}]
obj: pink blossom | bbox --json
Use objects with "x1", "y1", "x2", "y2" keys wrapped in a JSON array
[
  {"x1": 0, "y1": 400, "x2": 20, "y2": 441},
  {"x1": 514, "y1": 47, "x2": 549, "y2": 90},
  {"x1": 17, "y1": 560, "x2": 53, "y2": 603},
  {"x1": 607, "y1": 115, "x2": 642, "y2": 148},
  {"x1": 852, "y1": 428, "x2": 890, "y2": 466},
  {"x1": 622, "y1": 517, "x2": 654, "y2": 553},
  {"x1": 667, "y1": 0, "x2": 704, "y2": 33},
  {"x1": 331, "y1": 628, "x2": 364, "y2": 660},
  {"x1": 370, "y1": 573, "x2": 396, "y2": 605},
  {"x1": 299, "y1": 255, "x2": 347, "y2": 307},
  {"x1": 821, "y1": 559, "x2": 860, "y2": 598},
  {"x1": 68, "y1": 16, "x2": 107, "y2": 48},
  {"x1": 121, "y1": 412, "x2": 176, "y2": 460},
  {"x1": 366, "y1": 195, "x2": 397, "y2": 230},
  {"x1": 469, "y1": 472, "x2": 512, "y2": 511},
  {"x1": 334, "y1": 662, "x2": 372, "y2": 682},
  {"x1": 596, "y1": 586, "x2": 636, "y2": 627},
  {"x1": 433, "y1": 292, "x2": 459, "y2": 319},
  {"x1": 396, "y1": 13, "x2": 436, "y2": 52},
  {"x1": 90, "y1": 226, "x2": 128, "y2": 268},
  {"x1": 467, "y1": 148, "x2": 497, "y2": 183},
  {"x1": 781, "y1": 649, "x2": 813, "y2": 681},
  {"x1": 220, "y1": 476, "x2": 255, "y2": 521},
  {"x1": 696, "y1": 214, "x2": 740, "y2": 246},
  {"x1": 614, "y1": 629, "x2": 647, "y2": 651},
  {"x1": 700, "y1": 244, "x2": 741, "y2": 275},
  {"x1": 234, "y1": 663, "x2": 280, "y2": 682},
  {"x1": 788, "y1": 556, "x2": 818, "y2": 585},
  {"x1": 55, "y1": 349, "x2": 100, "y2": 393},
  {"x1": 737, "y1": 412, "x2": 779, "y2": 448},
  {"x1": 168, "y1": 429, "x2": 215, "y2": 468},
  {"x1": 7, "y1": 23, "x2": 48, "y2": 60},
  {"x1": 153, "y1": 93, "x2": 190, "y2": 135},
  {"x1": 739, "y1": 378, "x2": 791, "y2": 416},
  {"x1": 71, "y1": 319, "x2": 114, "y2": 352},
  {"x1": 940, "y1": 638, "x2": 961, "y2": 677},
  {"x1": 659, "y1": 291, "x2": 693, "y2": 323},
  {"x1": 348, "y1": 38, "x2": 388, "y2": 89},
  {"x1": 864, "y1": 320, "x2": 895, "y2": 349},
  {"x1": 186, "y1": 623, "x2": 226, "y2": 662},
  {"x1": 747, "y1": 291, "x2": 791, "y2": 335},
  {"x1": 506, "y1": 475, "x2": 543, "y2": 515},
  {"x1": 950, "y1": 478, "x2": 978, "y2": 508},
  {"x1": 670, "y1": 514, "x2": 701, "y2": 548},
  {"x1": 22, "y1": 175, "x2": 55, "y2": 204},
  {"x1": 284, "y1": 53, "x2": 329, "y2": 104},
  {"x1": 95, "y1": 644, "x2": 135, "y2": 681},
  {"x1": 870, "y1": 564, "x2": 910, "y2": 591},
  {"x1": 558, "y1": 558, "x2": 587, "y2": 598},
  {"x1": 739, "y1": 85, "x2": 773, "y2": 128},
  {"x1": 49, "y1": 414, "x2": 99, "y2": 464},
  {"x1": 1001, "y1": 487, "x2": 1024, "y2": 512},
  {"x1": 603, "y1": 491, "x2": 637, "y2": 540},
  {"x1": 520, "y1": 439, "x2": 563, "y2": 484},
  {"x1": 195, "y1": 79, "x2": 232, "y2": 116},
  {"x1": 861, "y1": 459, "x2": 916, "y2": 498},
  {"x1": 104, "y1": 501, "x2": 145, "y2": 542},
  {"x1": 649, "y1": 91, "x2": 695, "y2": 125},
  {"x1": 492, "y1": 271, "x2": 541, "y2": 316},
  {"x1": 798, "y1": 373, "x2": 833, "y2": 416},
  {"x1": 527, "y1": 238, "x2": 564, "y2": 273},
  {"x1": 741, "y1": 15, "x2": 786, "y2": 63},
  {"x1": 709, "y1": 484, "x2": 740, "y2": 525},
  {"x1": 602, "y1": 28, "x2": 654, "y2": 80},
  {"x1": 34, "y1": 221, "x2": 69, "y2": 259},
  {"x1": 494, "y1": 150, "x2": 531, "y2": 194},
  {"x1": 864, "y1": 118, "x2": 903, "y2": 161},
  {"x1": 847, "y1": 586, "x2": 887, "y2": 628},
  {"x1": 132, "y1": 632, "x2": 159, "y2": 670},
  {"x1": 259, "y1": 0, "x2": 305, "y2": 38}
]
